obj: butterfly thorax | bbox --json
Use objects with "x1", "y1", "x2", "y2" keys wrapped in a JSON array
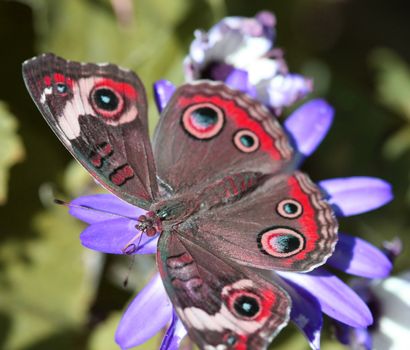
[{"x1": 139, "y1": 171, "x2": 265, "y2": 237}]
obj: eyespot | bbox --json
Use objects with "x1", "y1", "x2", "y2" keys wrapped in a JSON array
[
  {"x1": 277, "y1": 199, "x2": 303, "y2": 219},
  {"x1": 234, "y1": 294, "x2": 260, "y2": 318},
  {"x1": 223, "y1": 334, "x2": 237, "y2": 346},
  {"x1": 56, "y1": 83, "x2": 68, "y2": 95},
  {"x1": 258, "y1": 227, "x2": 305, "y2": 258},
  {"x1": 226, "y1": 290, "x2": 262, "y2": 320},
  {"x1": 90, "y1": 86, "x2": 124, "y2": 119},
  {"x1": 181, "y1": 102, "x2": 224, "y2": 140},
  {"x1": 233, "y1": 129, "x2": 260, "y2": 153}
]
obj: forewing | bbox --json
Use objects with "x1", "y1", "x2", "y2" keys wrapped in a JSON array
[
  {"x1": 152, "y1": 81, "x2": 293, "y2": 194},
  {"x1": 23, "y1": 53, "x2": 158, "y2": 208},
  {"x1": 180, "y1": 171, "x2": 338, "y2": 272},
  {"x1": 157, "y1": 231, "x2": 291, "y2": 350}
]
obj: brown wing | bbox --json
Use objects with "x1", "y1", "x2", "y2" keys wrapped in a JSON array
[
  {"x1": 157, "y1": 230, "x2": 291, "y2": 350},
  {"x1": 152, "y1": 81, "x2": 293, "y2": 195},
  {"x1": 180, "y1": 171, "x2": 338, "y2": 272},
  {"x1": 23, "y1": 53, "x2": 158, "y2": 209}
]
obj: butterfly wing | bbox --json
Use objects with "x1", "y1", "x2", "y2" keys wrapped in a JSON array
[
  {"x1": 153, "y1": 81, "x2": 293, "y2": 194},
  {"x1": 180, "y1": 171, "x2": 338, "y2": 272},
  {"x1": 157, "y1": 230, "x2": 291, "y2": 350},
  {"x1": 153, "y1": 81, "x2": 337, "y2": 272},
  {"x1": 22, "y1": 54, "x2": 158, "y2": 208}
]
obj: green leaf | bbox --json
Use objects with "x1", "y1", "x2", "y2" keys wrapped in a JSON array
[
  {"x1": 370, "y1": 48, "x2": 410, "y2": 121},
  {"x1": 383, "y1": 125, "x2": 410, "y2": 159},
  {"x1": 0, "y1": 207, "x2": 96, "y2": 349},
  {"x1": 0, "y1": 101, "x2": 25, "y2": 204}
]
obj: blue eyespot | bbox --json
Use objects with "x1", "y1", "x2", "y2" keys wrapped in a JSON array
[
  {"x1": 182, "y1": 102, "x2": 225, "y2": 140},
  {"x1": 233, "y1": 295, "x2": 260, "y2": 317},
  {"x1": 191, "y1": 107, "x2": 218, "y2": 128},
  {"x1": 94, "y1": 88, "x2": 119, "y2": 111},
  {"x1": 277, "y1": 199, "x2": 303, "y2": 219},
  {"x1": 56, "y1": 83, "x2": 68, "y2": 94},
  {"x1": 240, "y1": 134, "x2": 255, "y2": 148},
  {"x1": 233, "y1": 129, "x2": 259, "y2": 153}
]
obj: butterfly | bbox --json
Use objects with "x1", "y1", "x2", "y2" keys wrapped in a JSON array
[{"x1": 22, "y1": 53, "x2": 338, "y2": 350}]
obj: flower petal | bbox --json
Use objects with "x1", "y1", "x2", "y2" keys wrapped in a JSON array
[
  {"x1": 225, "y1": 68, "x2": 250, "y2": 93},
  {"x1": 263, "y1": 74, "x2": 313, "y2": 109},
  {"x1": 335, "y1": 323, "x2": 372, "y2": 350},
  {"x1": 70, "y1": 194, "x2": 142, "y2": 224},
  {"x1": 116, "y1": 273, "x2": 173, "y2": 349},
  {"x1": 184, "y1": 13, "x2": 275, "y2": 81},
  {"x1": 319, "y1": 177, "x2": 393, "y2": 216},
  {"x1": 80, "y1": 218, "x2": 157, "y2": 254},
  {"x1": 278, "y1": 268, "x2": 373, "y2": 328},
  {"x1": 160, "y1": 311, "x2": 187, "y2": 350},
  {"x1": 154, "y1": 79, "x2": 176, "y2": 113},
  {"x1": 328, "y1": 232, "x2": 392, "y2": 278},
  {"x1": 371, "y1": 272, "x2": 410, "y2": 348},
  {"x1": 284, "y1": 99, "x2": 334, "y2": 159},
  {"x1": 276, "y1": 277, "x2": 322, "y2": 350}
]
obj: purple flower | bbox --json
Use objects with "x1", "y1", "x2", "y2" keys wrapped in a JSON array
[
  {"x1": 69, "y1": 89, "x2": 393, "y2": 349},
  {"x1": 334, "y1": 240, "x2": 408, "y2": 350},
  {"x1": 183, "y1": 11, "x2": 313, "y2": 113}
]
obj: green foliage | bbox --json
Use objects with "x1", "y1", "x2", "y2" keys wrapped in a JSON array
[
  {"x1": 0, "y1": 102, "x2": 25, "y2": 204},
  {"x1": 371, "y1": 48, "x2": 410, "y2": 159},
  {"x1": 0, "y1": 207, "x2": 93, "y2": 349}
]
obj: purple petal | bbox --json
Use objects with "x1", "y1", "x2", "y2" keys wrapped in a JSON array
[
  {"x1": 153, "y1": 79, "x2": 176, "y2": 113},
  {"x1": 328, "y1": 232, "x2": 392, "y2": 278},
  {"x1": 319, "y1": 177, "x2": 393, "y2": 216},
  {"x1": 276, "y1": 277, "x2": 322, "y2": 350},
  {"x1": 225, "y1": 68, "x2": 250, "y2": 93},
  {"x1": 80, "y1": 218, "x2": 158, "y2": 254},
  {"x1": 160, "y1": 311, "x2": 187, "y2": 350},
  {"x1": 334, "y1": 323, "x2": 372, "y2": 350},
  {"x1": 70, "y1": 194, "x2": 143, "y2": 224},
  {"x1": 116, "y1": 273, "x2": 173, "y2": 349},
  {"x1": 278, "y1": 268, "x2": 373, "y2": 328},
  {"x1": 284, "y1": 99, "x2": 334, "y2": 159}
]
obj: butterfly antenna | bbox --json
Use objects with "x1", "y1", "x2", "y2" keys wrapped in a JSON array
[
  {"x1": 123, "y1": 254, "x2": 136, "y2": 288},
  {"x1": 54, "y1": 198, "x2": 136, "y2": 221},
  {"x1": 122, "y1": 228, "x2": 146, "y2": 289}
]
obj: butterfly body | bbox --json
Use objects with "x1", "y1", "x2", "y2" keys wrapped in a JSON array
[{"x1": 23, "y1": 54, "x2": 338, "y2": 350}]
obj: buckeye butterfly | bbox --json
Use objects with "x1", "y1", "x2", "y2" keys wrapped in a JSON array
[{"x1": 22, "y1": 54, "x2": 338, "y2": 350}]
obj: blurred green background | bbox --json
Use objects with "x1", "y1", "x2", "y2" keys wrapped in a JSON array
[{"x1": 0, "y1": 0, "x2": 409, "y2": 349}]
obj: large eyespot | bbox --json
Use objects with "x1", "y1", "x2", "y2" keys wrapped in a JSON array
[
  {"x1": 90, "y1": 86, "x2": 124, "y2": 119},
  {"x1": 226, "y1": 290, "x2": 262, "y2": 320},
  {"x1": 277, "y1": 199, "x2": 303, "y2": 219},
  {"x1": 181, "y1": 103, "x2": 224, "y2": 140},
  {"x1": 233, "y1": 129, "x2": 260, "y2": 153},
  {"x1": 258, "y1": 227, "x2": 305, "y2": 258}
]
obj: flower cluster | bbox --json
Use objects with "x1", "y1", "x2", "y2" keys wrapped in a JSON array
[
  {"x1": 69, "y1": 12, "x2": 394, "y2": 350},
  {"x1": 183, "y1": 11, "x2": 312, "y2": 114},
  {"x1": 334, "y1": 239, "x2": 408, "y2": 350}
]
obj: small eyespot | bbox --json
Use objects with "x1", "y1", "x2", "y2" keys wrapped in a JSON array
[
  {"x1": 277, "y1": 199, "x2": 303, "y2": 219},
  {"x1": 225, "y1": 335, "x2": 237, "y2": 346},
  {"x1": 91, "y1": 86, "x2": 124, "y2": 119},
  {"x1": 56, "y1": 83, "x2": 68, "y2": 95},
  {"x1": 233, "y1": 129, "x2": 260, "y2": 153},
  {"x1": 258, "y1": 227, "x2": 305, "y2": 258},
  {"x1": 181, "y1": 103, "x2": 224, "y2": 140}
]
